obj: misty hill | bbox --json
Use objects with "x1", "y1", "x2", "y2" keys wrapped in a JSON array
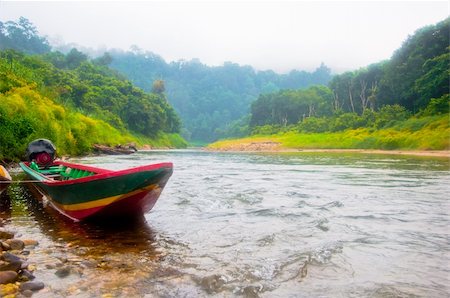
[{"x1": 108, "y1": 51, "x2": 332, "y2": 142}]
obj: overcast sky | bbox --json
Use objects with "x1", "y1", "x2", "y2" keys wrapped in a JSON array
[{"x1": 0, "y1": 1, "x2": 448, "y2": 73}]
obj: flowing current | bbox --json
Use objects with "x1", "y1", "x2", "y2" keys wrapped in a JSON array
[{"x1": 2, "y1": 150, "x2": 449, "y2": 297}]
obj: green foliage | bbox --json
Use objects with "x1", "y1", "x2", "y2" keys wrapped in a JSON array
[
  {"x1": 212, "y1": 114, "x2": 448, "y2": 151},
  {"x1": 215, "y1": 115, "x2": 251, "y2": 139},
  {"x1": 250, "y1": 85, "x2": 333, "y2": 128},
  {"x1": 0, "y1": 49, "x2": 182, "y2": 138},
  {"x1": 0, "y1": 27, "x2": 187, "y2": 160},
  {"x1": 328, "y1": 18, "x2": 449, "y2": 115},
  {"x1": 0, "y1": 17, "x2": 51, "y2": 54},
  {"x1": 242, "y1": 17, "x2": 449, "y2": 151},
  {"x1": 108, "y1": 51, "x2": 332, "y2": 142},
  {"x1": 0, "y1": 85, "x2": 131, "y2": 161},
  {"x1": 252, "y1": 125, "x2": 286, "y2": 136},
  {"x1": 374, "y1": 105, "x2": 411, "y2": 128},
  {"x1": 414, "y1": 50, "x2": 450, "y2": 107},
  {"x1": 419, "y1": 94, "x2": 449, "y2": 116}
]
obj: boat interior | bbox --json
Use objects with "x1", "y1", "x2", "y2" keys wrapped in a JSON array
[{"x1": 30, "y1": 162, "x2": 96, "y2": 181}]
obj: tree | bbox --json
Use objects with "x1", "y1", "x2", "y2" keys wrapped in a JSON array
[
  {"x1": 0, "y1": 17, "x2": 50, "y2": 54},
  {"x1": 152, "y1": 79, "x2": 165, "y2": 94},
  {"x1": 66, "y1": 48, "x2": 88, "y2": 69},
  {"x1": 93, "y1": 52, "x2": 113, "y2": 66}
]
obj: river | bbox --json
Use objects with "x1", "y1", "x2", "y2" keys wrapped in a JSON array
[{"x1": 1, "y1": 150, "x2": 449, "y2": 297}]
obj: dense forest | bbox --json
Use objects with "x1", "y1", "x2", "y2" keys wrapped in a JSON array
[
  {"x1": 1, "y1": 16, "x2": 448, "y2": 158},
  {"x1": 0, "y1": 18, "x2": 186, "y2": 161},
  {"x1": 107, "y1": 51, "x2": 332, "y2": 142},
  {"x1": 242, "y1": 17, "x2": 449, "y2": 146}
]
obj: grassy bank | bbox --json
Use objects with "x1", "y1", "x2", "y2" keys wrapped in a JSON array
[
  {"x1": 0, "y1": 86, "x2": 187, "y2": 162},
  {"x1": 208, "y1": 115, "x2": 449, "y2": 151}
]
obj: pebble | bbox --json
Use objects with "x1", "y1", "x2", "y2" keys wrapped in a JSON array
[
  {"x1": 0, "y1": 229, "x2": 44, "y2": 296},
  {"x1": 0, "y1": 260, "x2": 21, "y2": 272},
  {"x1": 0, "y1": 229, "x2": 14, "y2": 240},
  {"x1": 0, "y1": 271, "x2": 18, "y2": 284},
  {"x1": 0, "y1": 241, "x2": 10, "y2": 251},
  {"x1": 22, "y1": 240, "x2": 39, "y2": 247},
  {"x1": 21, "y1": 289, "x2": 33, "y2": 297},
  {"x1": 19, "y1": 281, "x2": 45, "y2": 292},
  {"x1": 55, "y1": 266, "x2": 71, "y2": 278},
  {"x1": 5, "y1": 239, "x2": 25, "y2": 250},
  {"x1": 1, "y1": 252, "x2": 22, "y2": 263},
  {"x1": 20, "y1": 269, "x2": 36, "y2": 281}
]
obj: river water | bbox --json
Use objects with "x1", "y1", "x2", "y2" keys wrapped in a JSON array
[{"x1": 1, "y1": 150, "x2": 449, "y2": 297}]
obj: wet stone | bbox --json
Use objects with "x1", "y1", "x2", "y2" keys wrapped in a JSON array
[
  {"x1": 19, "y1": 281, "x2": 45, "y2": 292},
  {"x1": 242, "y1": 285, "x2": 263, "y2": 298},
  {"x1": 0, "y1": 242, "x2": 10, "y2": 251},
  {"x1": 55, "y1": 266, "x2": 71, "y2": 278},
  {"x1": 199, "y1": 274, "x2": 226, "y2": 294},
  {"x1": 0, "y1": 271, "x2": 18, "y2": 284},
  {"x1": 0, "y1": 229, "x2": 14, "y2": 240},
  {"x1": 80, "y1": 260, "x2": 97, "y2": 268},
  {"x1": 0, "y1": 260, "x2": 22, "y2": 272},
  {"x1": 5, "y1": 239, "x2": 25, "y2": 250},
  {"x1": 20, "y1": 269, "x2": 36, "y2": 281},
  {"x1": 1, "y1": 252, "x2": 23, "y2": 265},
  {"x1": 21, "y1": 289, "x2": 33, "y2": 297},
  {"x1": 22, "y1": 240, "x2": 39, "y2": 248}
]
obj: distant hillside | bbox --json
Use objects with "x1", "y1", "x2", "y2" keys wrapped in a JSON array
[{"x1": 108, "y1": 51, "x2": 332, "y2": 142}]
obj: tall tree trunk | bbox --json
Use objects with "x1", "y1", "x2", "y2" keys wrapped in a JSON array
[
  {"x1": 360, "y1": 79, "x2": 368, "y2": 111},
  {"x1": 368, "y1": 81, "x2": 378, "y2": 110},
  {"x1": 332, "y1": 90, "x2": 342, "y2": 112},
  {"x1": 348, "y1": 85, "x2": 355, "y2": 113}
]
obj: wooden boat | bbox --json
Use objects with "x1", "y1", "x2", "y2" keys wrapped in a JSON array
[
  {"x1": 0, "y1": 165, "x2": 12, "y2": 194},
  {"x1": 19, "y1": 160, "x2": 173, "y2": 221}
]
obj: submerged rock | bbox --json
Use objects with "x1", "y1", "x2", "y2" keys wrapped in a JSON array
[
  {"x1": 0, "y1": 231, "x2": 43, "y2": 295},
  {"x1": 19, "y1": 281, "x2": 45, "y2": 292},
  {"x1": 55, "y1": 266, "x2": 71, "y2": 278}
]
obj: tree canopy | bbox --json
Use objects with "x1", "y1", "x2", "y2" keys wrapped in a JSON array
[{"x1": 247, "y1": 17, "x2": 449, "y2": 136}]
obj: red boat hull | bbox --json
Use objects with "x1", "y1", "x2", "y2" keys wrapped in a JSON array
[{"x1": 19, "y1": 161, "x2": 173, "y2": 221}]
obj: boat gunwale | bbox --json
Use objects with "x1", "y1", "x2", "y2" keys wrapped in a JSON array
[{"x1": 19, "y1": 161, "x2": 173, "y2": 186}]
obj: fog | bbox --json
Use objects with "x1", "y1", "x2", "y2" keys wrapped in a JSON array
[{"x1": 1, "y1": 0, "x2": 448, "y2": 73}]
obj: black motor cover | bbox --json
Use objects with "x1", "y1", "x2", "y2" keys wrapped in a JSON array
[{"x1": 25, "y1": 139, "x2": 56, "y2": 164}]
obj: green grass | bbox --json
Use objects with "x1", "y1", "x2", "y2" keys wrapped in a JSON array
[
  {"x1": 0, "y1": 85, "x2": 187, "y2": 161},
  {"x1": 209, "y1": 115, "x2": 450, "y2": 151}
]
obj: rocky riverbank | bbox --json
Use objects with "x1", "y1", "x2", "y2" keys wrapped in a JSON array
[{"x1": 0, "y1": 224, "x2": 43, "y2": 297}]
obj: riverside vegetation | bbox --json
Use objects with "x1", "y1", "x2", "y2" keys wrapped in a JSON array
[
  {"x1": 209, "y1": 18, "x2": 449, "y2": 151},
  {"x1": 0, "y1": 18, "x2": 186, "y2": 162},
  {"x1": 1, "y1": 17, "x2": 449, "y2": 160}
]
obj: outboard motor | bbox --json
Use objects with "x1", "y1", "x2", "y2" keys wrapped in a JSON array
[{"x1": 26, "y1": 139, "x2": 56, "y2": 167}]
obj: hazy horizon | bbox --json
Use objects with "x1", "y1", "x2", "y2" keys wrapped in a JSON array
[{"x1": 0, "y1": 1, "x2": 448, "y2": 74}]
